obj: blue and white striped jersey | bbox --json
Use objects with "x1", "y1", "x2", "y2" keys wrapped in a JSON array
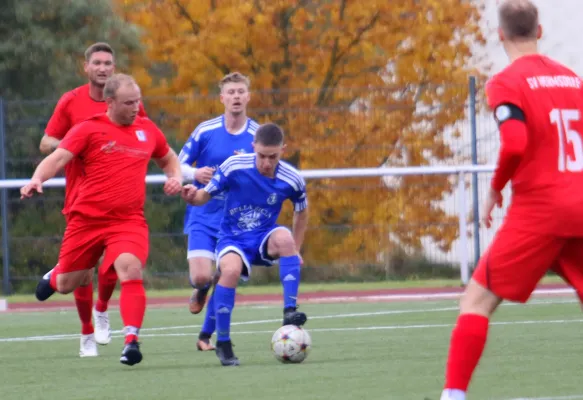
[
  {"x1": 204, "y1": 153, "x2": 308, "y2": 238},
  {"x1": 179, "y1": 115, "x2": 258, "y2": 233}
]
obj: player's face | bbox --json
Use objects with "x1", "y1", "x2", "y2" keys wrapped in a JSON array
[
  {"x1": 84, "y1": 51, "x2": 115, "y2": 87},
  {"x1": 220, "y1": 83, "x2": 250, "y2": 116},
  {"x1": 253, "y1": 143, "x2": 283, "y2": 177},
  {"x1": 108, "y1": 84, "x2": 141, "y2": 126}
]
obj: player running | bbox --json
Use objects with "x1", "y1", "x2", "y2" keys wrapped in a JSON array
[
  {"x1": 23, "y1": 74, "x2": 182, "y2": 366},
  {"x1": 440, "y1": 1, "x2": 583, "y2": 399},
  {"x1": 40, "y1": 42, "x2": 147, "y2": 356},
  {"x1": 182, "y1": 123, "x2": 309, "y2": 366},
  {"x1": 179, "y1": 72, "x2": 257, "y2": 351}
]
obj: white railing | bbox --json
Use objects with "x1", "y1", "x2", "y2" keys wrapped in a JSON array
[{"x1": 0, "y1": 164, "x2": 496, "y2": 285}]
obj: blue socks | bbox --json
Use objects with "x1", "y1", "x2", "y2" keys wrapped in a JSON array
[
  {"x1": 200, "y1": 291, "x2": 216, "y2": 336},
  {"x1": 214, "y1": 284, "x2": 236, "y2": 342},
  {"x1": 279, "y1": 255, "x2": 301, "y2": 309}
]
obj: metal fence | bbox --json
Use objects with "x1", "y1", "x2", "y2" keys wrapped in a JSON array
[{"x1": 0, "y1": 78, "x2": 501, "y2": 293}]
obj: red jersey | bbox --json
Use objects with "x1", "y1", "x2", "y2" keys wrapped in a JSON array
[
  {"x1": 486, "y1": 54, "x2": 583, "y2": 235},
  {"x1": 58, "y1": 114, "x2": 170, "y2": 221},
  {"x1": 45, "y1": 84, "x2": 147, "y2": 214}
]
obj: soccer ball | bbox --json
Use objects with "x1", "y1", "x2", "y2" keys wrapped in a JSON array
[{"x1": 271, "y1": 324, "x2": 312, "y2": 363}]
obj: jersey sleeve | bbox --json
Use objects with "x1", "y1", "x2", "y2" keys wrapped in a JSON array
[
  {"x1": 203, "y1": 158, "x2": 230, "y2": 197},
  {"x1": 58, "y1": 122, "x2": 91, "y2": 156},
  {"x1": 290, "y1": 176, "x2": 308, "y2": 212},
  {"x1": 45, "y1": 92, "x2": 73, "y2": 139},
  {"x1": 150, "y1": 123, "x2": 171, "y2": 159},
  {"x1": 178, "y1": 124, "x2": 205, "y2": 166},
  {"x1": 486, "y1": 74, "x2": 523, "y2": 110}
]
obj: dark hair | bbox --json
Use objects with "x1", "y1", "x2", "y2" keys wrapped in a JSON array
[
  {"x1": 254, "y1": 123, "x2": 284, "y2": 146},
  {"x1": 498, "y1": 0, "x2": 539, "y2": 41},
  {"x1": 85, "y1": 42, "x2": 115, "y2": 61}
]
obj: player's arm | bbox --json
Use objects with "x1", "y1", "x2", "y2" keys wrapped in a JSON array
[
  {"x1": 41, "y1": 92, "x2": 72, "y2": 154},
  {"x1": 150, "y1": 125, "x2": 183, "y2": 195},
  {"x1": 490, "y1": 103, "x2": 528, "y2": 191},
  {"x1": 487, "y1": 79, "x2": 528, "y2": 191},
  {"x1": 153, "y1": 148, "x2": 183, "y2": 183},
  {"x1": 179, "y1": 125, "x2": 213, "y2": 184},
  {"x1": 290, "y1": 178, "x2": 309, "y2": 252},
  {"x1": 32, "y1": 148, "x2": 75, "y2": 182},
  {"x1": 292, "y1": 207, "x2": 309, "y2": 252},
  {"x1": 182, "y1": 158, "x2": 230, "y2": 205},
  {"x1": 20, "y1": 148, "x2": 75, "y2": 198},
  {"x1": 39, "y1": 135, "x2": 61, "y2": 154}
]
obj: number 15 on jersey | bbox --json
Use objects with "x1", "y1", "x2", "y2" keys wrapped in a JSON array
[{"x1": 551, "y1": 108, "x2": 583, "y2": 172}]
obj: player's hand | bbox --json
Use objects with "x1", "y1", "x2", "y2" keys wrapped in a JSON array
[
  {"x1": 164, "y1": 177, "x2": 182, "y2": 196},
  {"x1": 481, "y1": 188, "x2": 503, "y2": 228},
  {"x1": 20, "y1": 178, "x2": 43, "y2": 199},
  {"x1": 195, "y1": 167, "x2": 215, "y2": 185},
  {"x1": 181, "y1": 184, "x2": 198, "y2": 204},
  {"x1": 234, "y1": 150, "x2": 244, "y2": 155}
]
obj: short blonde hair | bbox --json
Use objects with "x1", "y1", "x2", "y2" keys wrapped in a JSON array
[
  {"x1": 219, "y1": 72, "x2": 250, "y2": 90},
  {"x1": 104, "y1": 74, "x2": 137, "y2": 98}
]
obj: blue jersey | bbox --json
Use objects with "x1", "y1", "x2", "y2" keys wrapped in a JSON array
[
  {"x1": 179, "y1": 115, "x2": 258, "y2": 233},
  {"x1": 204, "y1": 154, "x2": 308, "y2": 239}
]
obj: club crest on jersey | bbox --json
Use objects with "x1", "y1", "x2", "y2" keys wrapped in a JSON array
[
  {"x1": 267, "y1": 193, "x2": 277, "y2": 205},
  {"x1": 135, "y1": 130, "x2": 146, "y2": 142}
]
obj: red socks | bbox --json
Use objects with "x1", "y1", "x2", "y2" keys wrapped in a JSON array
[
  {"x1": 95, "y1": 274, "x2": 117, "y2": 313},
  {"x1": 73, "y1": 283, "x2": 94, "y2": 335},
  {"x1": 120, "y1": 280, "x2": 146, "y2": 344},
  {"x1": 444, "y1": 314, "x2": 489, "y2": 391}
]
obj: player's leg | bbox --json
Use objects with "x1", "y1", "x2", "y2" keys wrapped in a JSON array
[
  {"x1": 72, "y1": 267, "x2": 96, "y2": 348},
  {"x1": 553, "y1": 238, "x2": 583, "y2": 305},
  {"x1": 35, "y1": 215, "x2": 104, "y2": 357},
  {"x1": 35, "y1": 215, "x2": 102, "y2": 299},
  {"x1": 93, "y1": 257, "x2": 117, "y2": 345},
  {"x1": 186, "y1": 228, "x2": 216, "y2": 314},
  {"x1": 262, "y1": 227, "x2": 306, "y2": 326},
  {"x1": 103, "y1": 221, "x2": 149, "y2": 366},
  {"x1": 213, "y1": 243, "x2": 250, "y2": 366},
  {"x1": 440, "y1": 227, "x2": 564, "y2": 400},
  {"x1": 197, "y1": 270, "x2": 220, "y2": 352}
]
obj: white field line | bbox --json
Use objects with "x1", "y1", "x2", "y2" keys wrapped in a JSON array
[{"x1": 0, "y1": 298, "x2": 582, "y2": 343}]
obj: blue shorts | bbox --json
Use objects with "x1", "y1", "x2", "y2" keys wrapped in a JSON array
[
  {"x1": 187, "y1": 225, "x2": 218, "y2": 261},
  {"x1": 215, "y1": 226, "x2": 290, "y2": 281}
]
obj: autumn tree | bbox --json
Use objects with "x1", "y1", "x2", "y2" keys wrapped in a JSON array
[{"x1": 117, "y1": 0, "x2": 486, "y2": 268}]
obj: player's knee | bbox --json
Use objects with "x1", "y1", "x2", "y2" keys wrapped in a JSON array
[
  {"x1": 218, "y1": 253, "x2": 243, "y2": 287},
  {"x1": 79, "y1": 269, "x2": 93, "y2": 286},
  {"x1": 113, "y1": 253, "x2": 143, "y2": 282},
  {"x1": 268, "y1": 230, "x2": 296, "y2": 257},
  {"x1": 56, "y1": 271, "x2": 86, "y2": 294},
  {"x1": 188, "y1": 257, "x2": 213, "y2": 285},
  {"x1": 459, "y1": 279, "x2": 501, "y2": 317}
]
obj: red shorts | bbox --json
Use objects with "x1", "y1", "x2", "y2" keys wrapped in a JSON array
[
  {"x1": 57, "y1": 213, "x2": 149, "y2": 274},
  {"x1": 473, "y1": 223, "x2": 583, "y2": 303}
]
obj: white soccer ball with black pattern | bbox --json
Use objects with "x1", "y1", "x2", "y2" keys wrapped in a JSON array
[{"x1": 271, "y1": 324, "x2": 312, "y2": 363}]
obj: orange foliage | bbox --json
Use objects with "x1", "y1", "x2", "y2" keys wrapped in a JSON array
[{"x1": 117, "y1": 0, "x2": 486, "y2": 265}]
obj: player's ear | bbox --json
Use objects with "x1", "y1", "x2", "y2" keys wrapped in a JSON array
[
  {"x1": 537, "y1": 24, "x2": 543, "y2": 39},
  {"x1": 497, "y1": 27, "x2": 505, "y2": 42},
  {"x1": 83, "y1": 61, "x2": 89, "y2": 75}
]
